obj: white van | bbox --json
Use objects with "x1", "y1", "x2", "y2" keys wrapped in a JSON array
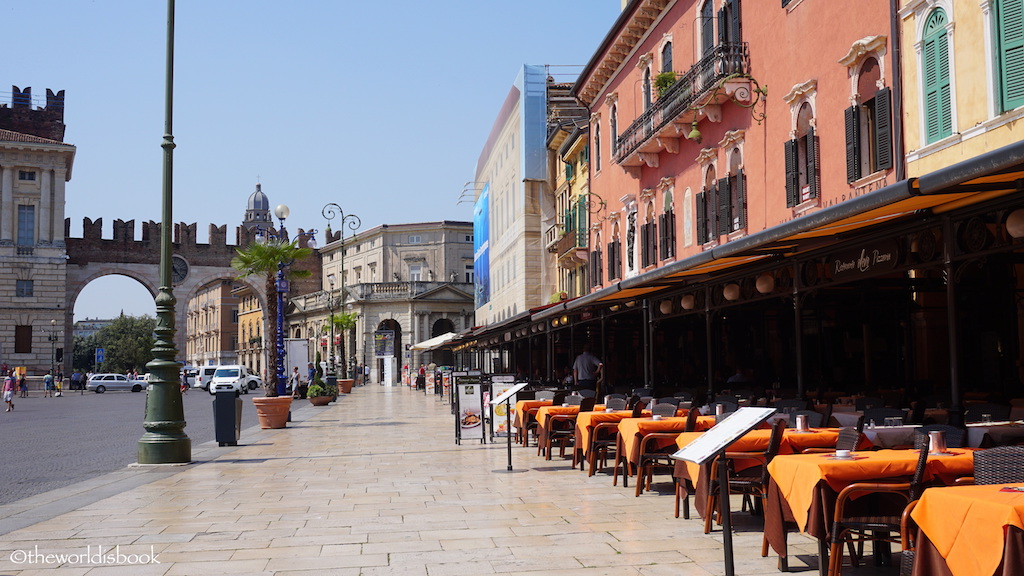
[
  {"x1": 193, "y1": 366, "x2": 219, "y2": 391},
  {"x1": 209, "y1": 365, "x2": 262, "y2": 396}
]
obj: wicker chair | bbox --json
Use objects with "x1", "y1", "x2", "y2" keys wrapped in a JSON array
[
  {"x1": 656, "y1": 397, "x2": 681, "y2": 407},
  {"x1": 604, "y1": 397, "x2": 627, "y2": 410},
  {"x1": 774, "y1": 398, "x2": 809, "y2": 413},
  {"x1": 802, "y1": 426, "x2": 862, "y2": 454},
  {"x1": 973, "y1": 445, "x2": 1024, "y2": 484},
  {"x1": 651, "y1": 403, "x2": 677, "y2": 417},
  {"x1": 792, "y1": 409, "x2": 825, "y2": 428},
  {"x1": 912, "y1": 424, "x2": 965, "y2": 450}
]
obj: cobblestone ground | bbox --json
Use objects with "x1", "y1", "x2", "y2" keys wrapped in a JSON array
[{"x1": 0, "y1": 386, "x2": 260, "y2": 505}]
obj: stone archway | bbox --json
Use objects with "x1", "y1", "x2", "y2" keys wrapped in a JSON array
[{"x1": 64, "y1": 218, "x2": 269, "y2": 365}]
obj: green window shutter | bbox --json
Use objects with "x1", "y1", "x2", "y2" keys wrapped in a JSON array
[
  {"x1": 696, "y1": 192, "x2": 708, "y2": 243},
  {"x1": 718, "y1": 177, "x2": 732, "y2": 236},
  {"x1": 785, "y1": 139, "x2": 799, "y2": 207},
  {"x1": 999, "y1": 0, "x2": 1024, "y2": 111},
  {"x1": 924, "y1": 9, "x2": 952, "y2": 143},
  {"x1": 845, "y1": 105, "x2": 861, "y2": 182},
  {"x1": 736, "y1": 170, "x2": 747, "y2": 230},
  {"x1": 874, "y1": 87, "x2": 893, "y2": 170},
  {"x1": 807, "y1": 128, "x2": 820, "y2": 199}
]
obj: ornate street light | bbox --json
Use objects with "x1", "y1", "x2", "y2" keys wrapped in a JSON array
[
  {"x1": 139, "y1": 0, "x2": 190, "y2": 464},
  {"x1": 322, "y1": 203, "x2": 360, "y2": 379},
  {"x1": 327, "y1": 273, "x2": 337, "y2": 372},
  {"x1": 47, "y1": 319, "x2": 61, "y2": 385}
]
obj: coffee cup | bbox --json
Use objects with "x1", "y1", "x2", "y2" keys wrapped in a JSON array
[
  {"x1": 652, "y1": 415, "x2": 663, "y2": 421},
  {"x1": 605, "y1": 408, "x2": 614, "y2": 413},
  {"x1": 835, "y1": 449, "x2": 851, "y2": 459}
]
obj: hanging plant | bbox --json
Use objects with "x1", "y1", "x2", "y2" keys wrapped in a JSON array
[{"x1": 655, "y1": 71, "x2": 678, "y2": 98}]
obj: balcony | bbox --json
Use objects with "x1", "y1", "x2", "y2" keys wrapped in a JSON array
[
  {"x1": 354, "y1": 281, "x2": 473, "y2": 301},
  {"x1": 613, "y1": 42, "x2": 751, "y2": 170}
]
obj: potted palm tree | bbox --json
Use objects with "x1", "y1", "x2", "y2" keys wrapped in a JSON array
[
  {"x1": 232, "y1": 237, "x2": 312, "y2": 428},
  {"x1": 326, "y1": 311, "x2": 358, "y2": 393}
]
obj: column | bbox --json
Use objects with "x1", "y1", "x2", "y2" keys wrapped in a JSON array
[
  {"x1": 39, "y1": 168, "x2": 52, "y2": 243},
  {"x1": 52, "y1": 168, "x2": 66, "y2": 245},
  {"x1": 1, "y1": 166, "x2": 12, "y2": 242}
]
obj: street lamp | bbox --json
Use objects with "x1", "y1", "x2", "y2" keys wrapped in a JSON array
[
  {"x1": 139, "y1": 0, "x2": 190, "y2": 464},
  {"x1": 322, "y1": 203, "x2": 361, "y2": 379},
  {"x1": 47, "y1": 319, "x2": 60, "y2": 383},
  {"x1": 326, "y1": 273, "x2": 337, "y2": 373}
]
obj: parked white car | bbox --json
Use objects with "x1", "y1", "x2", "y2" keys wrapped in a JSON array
[
  {"x1": 208, "y1": 365, "x2": 262, "y2": 396},
  {"x1": 87, "y1": 373, "x2": 147, "y2": 393},
  {"x1": 193, "y1": 366, "x2": 218, "y2": 391}
]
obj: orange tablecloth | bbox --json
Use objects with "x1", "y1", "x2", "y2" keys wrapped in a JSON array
[
  {"x1": 512, "y1": 399, "x2": 551, "y2": 429},
  {"x1": 575, "y1": 410, "x2": 634, "y2": 459},
  {"x1": 536, "y1": 404, "x2": 606, "y2": 452},
  {"x1": 617, "y1": 416, "x2": 715, "y2": 466},
  {"x1": 768, "y1": 449, "x2": 976, "y2": 533},
  {"x1": 912, "y1": 483, "x2": 1024, "y2": 576}
]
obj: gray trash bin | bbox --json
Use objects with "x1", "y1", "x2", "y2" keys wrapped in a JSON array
[{"x1": 213, "y1": 391, "x2": 242, "y2": 446}]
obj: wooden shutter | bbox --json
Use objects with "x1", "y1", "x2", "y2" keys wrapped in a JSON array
[
  {"x1": 718, "y1": 177, "x2": 732, "y2": 236},
  {"x1": 640, "y1": 223, "x2": 650, "y2": 267},
  {"x1": 701, "y1": 1, "x2": 715, "y2": 55},
  {"x1": 736, "y1": 170, "x2": 747, "y2": 230},
  {"x1": 924, "y1": 10, "x2": 952, "y2": 143},
  {"x1": 717, "y1": 6, "x2": 728, "y2": 44},
  {"x1": 784, "y1": 139, "x2": 799, "y2": 207},
  {"x1": 845, "y1": 105, "x2": 861, "y2": 182},
  {"x1": 696, "y1": 192, "x2": 708, "y2": 243},
  {"x1": 807, "y1": 128, "x2": 820, "y2": 199},
  {"x1": 666, "y1": 209, "x2": 676, "y2": 258},
  {"x1": 729, "y1": 0, "x2": 741, "y2": 44},
  {"x1": 999, "y1": 0, "x2": 1024, "y2": 111},
  {"x1": 874, "y1": 87, "x2": 893, "y2": 170},
  {"x1": 606, "y1": 241, "x2": 616, "y2": 282},
  {"x1": 648, "y1": 220, "x2": 657, "y2": 266},
  {"x1": 658, "y1": 213, "x2": 668, "y2": 260}
]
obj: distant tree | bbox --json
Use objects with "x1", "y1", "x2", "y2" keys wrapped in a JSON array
[
  {"x1": 93, "y1": 314, "x2": 157, "y2": 374},
  {"x1": 72, "y1": 333, "x2": 98, "y2": 372},
  {"x1": 231, "y1": 239, "x2": 312, "y2": 395}
]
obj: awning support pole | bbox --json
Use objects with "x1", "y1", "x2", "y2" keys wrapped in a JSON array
[
  {"x1": 705, "y1": 286, "x2": 715, "y2": 399},
  {"x1": 944, "y1": 218, "x2": 963, "y2": 426},
  {"x1": 794, "y1": 261, "x2": 805, "y2": 398}
]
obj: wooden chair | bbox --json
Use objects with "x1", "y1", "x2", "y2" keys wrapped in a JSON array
[
  {"x1": 635, "y1": 432, "x2": 684, "y2": 496},
  {"x1": 827, "y1": 446, "x2": 930, "y2": 576},
  {"x1": 588, "y1": 421, "x2": 621, "y2": 476},
  {"x1": 704, "y1": 419, "x2": 786, "y2": 540},
  {"x1": 630, "y1": 401, "x2": 647, "y2": 418}
]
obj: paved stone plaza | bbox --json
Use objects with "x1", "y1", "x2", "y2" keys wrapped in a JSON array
[{"x1": 0, "y1": 385, "x2": 888, "y2": 575}]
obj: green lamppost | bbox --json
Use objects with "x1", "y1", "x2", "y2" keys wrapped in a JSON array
[
  {"x1": 138, "y1": 0, "x2": 190, "y2": 464},
  {"x1": 322, "y1": 203, "x2": 360, "y2": 378}
]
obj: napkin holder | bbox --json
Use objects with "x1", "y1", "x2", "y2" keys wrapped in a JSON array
[
  {"x1": 928, "y1": 430, "x2": 948, "y2": 454},
  {"x1": 795, "y1": 414, "x2": 809, "y2": 432}
]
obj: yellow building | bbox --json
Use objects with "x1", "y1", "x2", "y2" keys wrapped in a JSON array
[
  {"x1": 233, "y1": 283, "x2": 264, "y2": 380},
  {"x1": 901, "y1": 0, "x2": 1024, "y2": 175}
]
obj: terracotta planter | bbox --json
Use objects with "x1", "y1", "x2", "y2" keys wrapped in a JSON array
[
  {"x1": 339, "y1": 379, "x2": 354, "y2": 394},
  {"x1": 308, "y1": 395, "x2": 332, "y2": 406},
  {"x1": 252, "y1": 396, "x2": 292, "y2": 429}
]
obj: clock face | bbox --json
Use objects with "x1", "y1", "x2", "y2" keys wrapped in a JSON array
[{"x1": 172, "y1": 255, "x2": 189, "y2": 284}]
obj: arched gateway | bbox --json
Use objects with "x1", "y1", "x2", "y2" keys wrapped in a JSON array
[{"x1": 64, "y1": 217, "x2": 268, "y2": 363}]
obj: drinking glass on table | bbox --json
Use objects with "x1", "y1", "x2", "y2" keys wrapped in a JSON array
[{"x1": 982, "y1": 413, "x2": 993, "y2": 424}]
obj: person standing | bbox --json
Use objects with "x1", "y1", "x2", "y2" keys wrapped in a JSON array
[
  {"x1": 3, "y1": 372, "x2": 16, "y2": 411},
  {"x1": 43, "y1": 371, "x2": 54, "y2": 397},
  {"x1": 18, "y1": 372, "x2": 28, "y2": 398},
  {"x1": 573, "y1": 344, "x2": 603, "y2": 392}
]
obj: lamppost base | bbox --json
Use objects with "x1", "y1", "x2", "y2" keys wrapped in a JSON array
[{"x1": 137, "y1": 434, "x2": 191, "y2": 464}]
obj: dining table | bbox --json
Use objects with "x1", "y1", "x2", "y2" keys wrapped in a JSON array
[
  {"x1": 615, "y1": 415, "x2": 717, "y2": 482},
  {"x1": 672, "y1": 427, "x2": 874, "y2": 521},
  {"x1": 763, "y1": 448, "x2": 976, "y2": 574},
  {"x1": 965, "y1": 420, "x2": 1024, "y2": 448},
  {"x1": 512, "y1": 399, "x2": 552, "y2": 445},
  {"x1": 910, "y1": 483, "x2": 1024, "y2": 576}
]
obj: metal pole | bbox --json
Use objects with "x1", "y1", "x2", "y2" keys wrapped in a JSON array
[
  {"x1": 138, "y1": 0, "x2": 190, "y2": 464},
  {"x1": 276, "y1": 265, "x2": 287, "y2": 396}
]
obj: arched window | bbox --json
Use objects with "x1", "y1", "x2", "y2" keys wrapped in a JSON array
[
  {"x1": 594, "y1": 123, "x2": 602, "y2": 172},
  {"x1": 608, "y1": 221, "x2": 622, "y2": 281},
  {"x1": 590, "y1": 231, "x2": 603, "y2": 288},
  {"x1": 697, "y1": 165, "x2": 718, "y2": 244},
  {"x1": 722, "y1": 147, "x2": 747, "y2": 233},
  {"x1": 923, "y1": 9, "x2": 952, "y2": 143},
  {"x1": 844, "y1": 56, "x2": 893, "y2": 181},
  {"x1": 786, "y1": 102, "x2": 819, "y2": 206},
  {"x1": 610, "y1": 105, "x2": 618, "y2": 156},
  {"x1": 641, "y1": 201, "x2": 657, "y2": 268},
  {"x1": 659, "y1": 187, "x2": 676, "y2": 260},
  {"x1": 661, "y1": 41, "x2": 673, "y2": 74},
  {"x1": 643, "y1": 67, "x2": 653, "y2": 112}
]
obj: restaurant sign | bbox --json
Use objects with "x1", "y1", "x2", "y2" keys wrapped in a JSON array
[
  {"x1": 828, "y1": 239, "x2": 900, "y2": 282},
  {"x1": 373, "y1": 330, "x2": 395, "y2": 357}
]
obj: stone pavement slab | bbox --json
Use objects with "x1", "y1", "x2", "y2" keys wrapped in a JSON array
[{"x1": 0, "y1": 386, "x2": 890, "y2": 575}]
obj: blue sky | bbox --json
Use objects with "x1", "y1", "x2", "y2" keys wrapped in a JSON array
[{"x1": 6, "y1": 1, "x2": 622, "y2": 320}]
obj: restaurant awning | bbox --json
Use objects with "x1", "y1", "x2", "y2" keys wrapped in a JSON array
[
  {"x1": 535, "y1": 138, "x2": 1024, "y2": 321},
  {"x1": 410, "y1": 332, "x2": 458, "y2": 351}
]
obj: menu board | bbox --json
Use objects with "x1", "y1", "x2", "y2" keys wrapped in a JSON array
[
  {"x1": 489, "y1": 375, "x2": 518, "y2": 438},
  {"x1": 455, "y1": 373, "x2": 484, "y2": 443},
  {"x1": 671, "y1": 407, "x2": 776, "y2": 465}
]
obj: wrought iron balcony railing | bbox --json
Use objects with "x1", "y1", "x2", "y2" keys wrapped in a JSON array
[{"x1": 613, "y1": 42, "x2": 750, "y2": 164}]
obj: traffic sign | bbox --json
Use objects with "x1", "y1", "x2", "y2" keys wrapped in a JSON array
[{"x1": 95, "y1": 348, "x2": 105, "y2": 363}]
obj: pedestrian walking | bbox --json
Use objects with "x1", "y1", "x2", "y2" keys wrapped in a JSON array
[
  {"x1": 55, "y1": 369, "x2": 64, "y2": 396},
  {"x1": 18, "y1": 372, "x2": 27, "y2": 398},
  {"x1": 3, "y1": 372, "x2": 16, "y2": 411}
]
